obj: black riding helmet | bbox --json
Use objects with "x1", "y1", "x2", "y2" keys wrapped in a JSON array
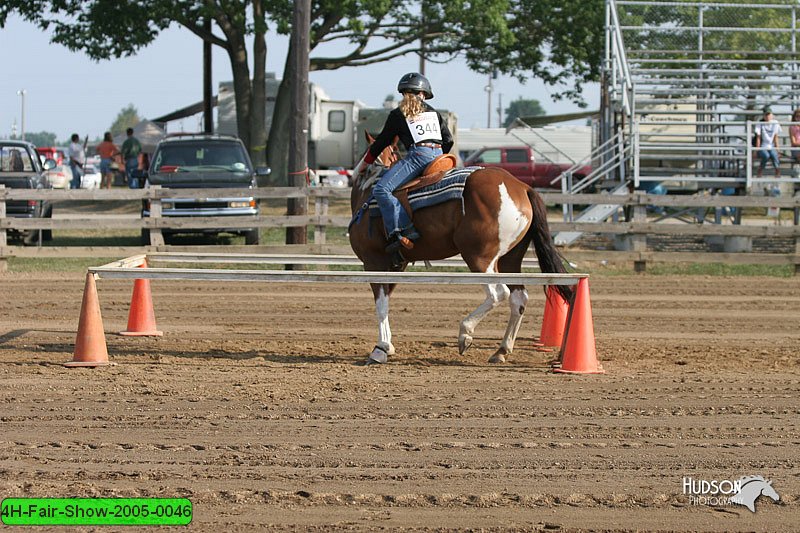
[{"x1": 397, "y1": 72, "x2": 433, "y2": 99}]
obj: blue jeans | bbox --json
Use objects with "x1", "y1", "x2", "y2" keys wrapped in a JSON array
[
  {"x1": 758, "y1": 148, "x2": 779, "y2": 171},
  {"x1": 373, "y1": 145, "x2": 441, "y2": 236},
  {"x1": 125, "y1": 157, "x2": 139, "y2": 188},
  {"x1": 69, "y1": 163, "x2": 83, "y2": 189}
]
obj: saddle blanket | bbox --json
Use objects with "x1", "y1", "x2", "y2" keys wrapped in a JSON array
[{"x1": 367, "y1": 166, "x2": 481, "y2": 217}]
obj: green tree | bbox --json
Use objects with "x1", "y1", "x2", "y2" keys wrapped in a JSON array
[
  {"x1": 503, "y1": 98, "x2": 545, "y2": 129},
  {"x1": 0, "y1": 1, "x2": 269, "y2": 168},
  {"x1": 0, "y1": 0, "x2": 604, "y2": 182},
  {"x1": 110, "y1": 104, "x2": 141, "y2": 136},
  {"x1": 22, "y1": 131, "x2": 58, "y2": 147},
  {"x1": 498, "y1": 0, "x2": 604, "y2": 105}
]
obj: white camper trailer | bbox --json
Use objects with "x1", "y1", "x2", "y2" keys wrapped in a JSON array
[
  {"x1": 216, "y1": 76, "x2": 457, "y2": 172},
  {"x1": 217, "y1": 77, "x2": 364, "y2": 170}
]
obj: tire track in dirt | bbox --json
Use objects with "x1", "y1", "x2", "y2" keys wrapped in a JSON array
[{"x1": 0, "y1": 272, "x2": 798, "y2": 531}]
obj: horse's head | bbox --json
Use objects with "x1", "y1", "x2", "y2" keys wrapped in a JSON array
[
  {"x1": 353, "y1": 132, "x2": 399, "y2": 192},
  {"x1": 760, "y1": 479, "x2": 780, "y2": 502},
  {"x1": 731, "y1": 476, "x2": 780, "y2": 512}
]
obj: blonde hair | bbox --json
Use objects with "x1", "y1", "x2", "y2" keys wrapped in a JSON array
[{"x1": 398, "y1": 92, "x2": 425, "y2": 119}]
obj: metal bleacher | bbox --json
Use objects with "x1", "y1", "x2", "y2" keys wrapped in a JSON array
[
  {"x1": 617, "y1": 0, "x2": 800, "y2": 191},
  {"x1": 555, "y1": 0, "x2": 800, "y2": 246}
]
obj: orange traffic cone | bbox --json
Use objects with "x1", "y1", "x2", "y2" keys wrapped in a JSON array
[
  {"x1": 119, "y1": 263, "x2": 163, "y2": 336},
  {"x1": 554, "y1": 278, "x2": 605, "y2": 374},
  {"x1": 533, "y1": 286, "x2": 569, "y2": 352},
  {"x1": 65, "y1": 273, "x2": 113, "y2": 367}
]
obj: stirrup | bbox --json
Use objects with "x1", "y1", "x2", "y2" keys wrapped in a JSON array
[
  {"x1": 400, "y1": 224, "x2": 421, "y2": 243},
  {"x1": 386, "y1": 235, "x2": 414, "y2": 253}
]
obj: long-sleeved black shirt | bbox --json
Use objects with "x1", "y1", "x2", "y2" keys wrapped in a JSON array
[{"x1": 366, "y1": 104, "x2": 454, "y2": 162}]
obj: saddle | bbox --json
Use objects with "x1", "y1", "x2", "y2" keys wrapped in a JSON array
[{"x1": 393, "y1": 154, "x2": 458, "y2": 216}]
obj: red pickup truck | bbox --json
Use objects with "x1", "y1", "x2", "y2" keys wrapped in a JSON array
[{"x1": 463, "y1": 146, "x2": 591, "y2": 189}]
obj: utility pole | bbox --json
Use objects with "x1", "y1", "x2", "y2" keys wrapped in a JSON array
[
  {"x1": 17, "y1": 89, "x2": 26, "y2": 140},
  {"x1": 286, "y1": 0, "x2": 310, "y2": 245},
  {"x1": 485, "y1": 75, "x2": 493, "y2": 128},
  {"x1": 419, "y1": 3, "x2": 426, "y2": 75},
  {"x1": 202, "y1": 18, "x2": 213, "y2": 133},
  {"x1": 497, "y1": 93, "x2": 503, "y2": 128}
]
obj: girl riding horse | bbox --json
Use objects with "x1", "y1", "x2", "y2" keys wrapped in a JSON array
[{"x1": 355, "y1": 72, "x2": 454, "y2": 265}]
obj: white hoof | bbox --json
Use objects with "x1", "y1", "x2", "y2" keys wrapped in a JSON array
[{"x1": 458, "y1": 334, "x2": 473, "y2": 355}]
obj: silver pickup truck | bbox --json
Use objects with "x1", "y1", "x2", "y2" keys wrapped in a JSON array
[{"x1": 142, "y1": 133, "x2": 270, "y2": 245}]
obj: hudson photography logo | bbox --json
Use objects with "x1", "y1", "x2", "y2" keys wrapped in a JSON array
[{"x1": 682, "y1": 475, "x2": 780, "y2": 512}]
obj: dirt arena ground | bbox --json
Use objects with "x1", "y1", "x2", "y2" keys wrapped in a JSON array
[{"x1": 0, "y1": 270, "x2": 798, "y2": 532}]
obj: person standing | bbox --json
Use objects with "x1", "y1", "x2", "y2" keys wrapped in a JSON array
[
  {"x1": 755, "y1": 106, "x2": 782, "y2": 178},
  {"x1": 95, "y1": 131, "x2": 118, "y2": 189},
  {"x1": 356, "y1": 72, "x2": 453, "y2": 256},
  {"x1": 121, "y1": 127, "x2": 142, "y2": 188},
  {"x1": 67, "y1": 133, "x2": 85, "y2": 189}
]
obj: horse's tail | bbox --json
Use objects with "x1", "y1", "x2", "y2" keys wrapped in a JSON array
[{"x1": 526, "y1": 188, "x2": 574, "y2": 302}]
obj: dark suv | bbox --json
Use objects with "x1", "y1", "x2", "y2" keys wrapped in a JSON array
[
  {"x1": 142, "y1": 134, "x2": 269, "y2": 244},
  {"x1": 0, "y1": 140, "x2": 55, "y2": 245}
]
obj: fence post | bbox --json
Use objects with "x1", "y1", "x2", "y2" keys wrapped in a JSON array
[
  {"x1": 314, "y1": 193, "x2": 328, "y2": 245},
  {"x1": 632, "y1": 198, "x2": 647, "y2": 272},
  {"x1": 147, "y1": 185, "x2": 165, "y2": 247},
  {"x1": 0, "y1": 185, "x2": 6, "y2": 272}
]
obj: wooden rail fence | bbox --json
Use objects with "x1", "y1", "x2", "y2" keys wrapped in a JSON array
[{"x1": 1, "y1": 186, "x2": 798, "y2": 271}]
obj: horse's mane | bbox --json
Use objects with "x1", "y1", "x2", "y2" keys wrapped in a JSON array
[{"x1": 738, "y1": 475, "x2": 768, "y2": 486}]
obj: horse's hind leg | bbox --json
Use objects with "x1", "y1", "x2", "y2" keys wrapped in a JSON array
[
  {"x1": 458, "y1": 282, "x2": 510, "y2": 355},
  {"x1": 488, "y1": 284, "x2": 529, "y2": 363},
  {"x1": 368, "y1": 283, "x2": 396, "y2": 364}
]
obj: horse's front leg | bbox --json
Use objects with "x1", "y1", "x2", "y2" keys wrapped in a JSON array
[
  {"x1": 367, "y1": 283, "x2": 396, "y2": 364},
  {"x1": 489, "y1": 285, "x2": 529, "y2": 363},
  {"x1": 458, "y1": 283, "x2": 510, "y2": 355}
]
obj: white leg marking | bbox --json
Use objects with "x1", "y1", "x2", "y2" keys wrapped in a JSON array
[
  {"x1": 462, "y1": 283, "x2": 510, "y2": 335},
  {"x1": 374, "y1": 286, "x2": 394, "y2": 355},
  {"x1": 500, "y1": 288, "x2": 529, "y2": 354}
]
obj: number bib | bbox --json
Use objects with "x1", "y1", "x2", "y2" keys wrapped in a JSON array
[{"x1": 407, "y1": 112, "x2": 442, "y2": 144}]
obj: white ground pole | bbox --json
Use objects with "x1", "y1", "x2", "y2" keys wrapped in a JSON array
[{"x1": 91, "y1": 253, "x2": 586, "y2": 361}]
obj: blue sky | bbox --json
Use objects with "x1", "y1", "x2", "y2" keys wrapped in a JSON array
[{"x1": 0, "y1": 15, "x2": 599, "y2": 142}]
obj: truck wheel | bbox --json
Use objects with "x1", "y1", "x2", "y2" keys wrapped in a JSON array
[
  {"x1": 245, "y1": 228, "x2": 260, "y2": 245},
  {"x1": 22, "y1": 230, "x2": 41, "y2": 246}
]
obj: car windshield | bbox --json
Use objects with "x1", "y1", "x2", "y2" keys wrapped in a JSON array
[
  {"x1": 1, "y1": 146, "x2": 35, "y2": 172},
  {"x1": 152, "y1": 142, "x2": 250, "y2": 173}
]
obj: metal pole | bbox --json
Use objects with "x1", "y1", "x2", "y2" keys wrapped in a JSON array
[
  {"x1": 485, "y1": 74, "x2": 493, "y2": 128},
  {"x1": 17, "y1": 90, "x2": 26, "y2": 140}
]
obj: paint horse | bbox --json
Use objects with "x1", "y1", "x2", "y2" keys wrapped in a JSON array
[{"x1": 349, "y1": 136, "x2": 573, "y2": 364}]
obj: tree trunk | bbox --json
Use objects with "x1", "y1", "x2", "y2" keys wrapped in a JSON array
[
  {"x1": 226, "y1": 37, "x2": 252, "y2": 150},
  {"x1": 249, "y1": 1, "x2": 267, "y2": 168},
  {"x1": 265, "y1": 47, "x2": 294, "y2": 186}
]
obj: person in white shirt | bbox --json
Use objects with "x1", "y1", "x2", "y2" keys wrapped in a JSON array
[
  {"x1": 755, "y1": 106, "x2": 782, "y2": 177},
  {"x1": 67, "y1": 133, "x2": 86, "y2": 189}
]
